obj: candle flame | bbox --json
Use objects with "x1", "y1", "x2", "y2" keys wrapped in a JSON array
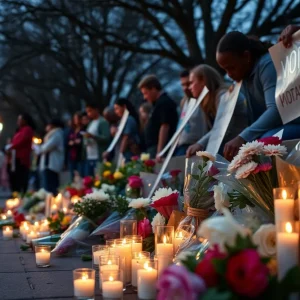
[
  {"x1": 7, "y1": 210, "x2": 12, "y2": 215},
  {"x1": 2, "y1": 215, "x2": 6, "y2": 220},
  {"x1": 178, "y1": 231, "x2": 183, "y2": 238},
  {"x1": 144, "y1": 262, "x2": 149, "y2": 269},
  {"x1": 55, "y1": 193, "x2": 62, "y2": 203},
  {"x1": 52, "y1": 204, "x2": 57, "y2": 209},
  {"x1": 34, "y1": 221, "x2": 39, "y2": 227},
  {"x1": 32, "y1": 137, "x2": 42, "y2": 144},
  {"x1": 109, "y1": 276, "x2": 114, "y2": 281},
  {"x1": 286, "y1": 222, "x2": 293, "y2": 233},
  {"x1": 41, "y1": 249, "x2": 45, "y2": 253},
  {"x1": 63, "y1": 207, "x2": 67, "y2": 213},
  {"x1": 282, "y1": 189, "x2": 287, "y2": 200},
  {"x1": 43, "y1": 220, "x2": 49, "y2": 225},
  {"x1": 5, "y1": 227, "x2": 9, "y2": 232},
  {"x1": 108, "y1": 260, "x2": 112, "y2": 265},
  {"x1": 163, "y1": 235, "x2": 167, "y2": 244},
  {"x1": 122, "y1": 238, "x2": 126, "y2": 244},
  {"x1": 82, "y1": 273, "x2": 88, "y2": 280}
]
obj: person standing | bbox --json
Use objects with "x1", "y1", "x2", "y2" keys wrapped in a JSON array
[
  {"x1": 175, "y1": 70, "x2": 208, "y2": 156},
  {"x1": 6, "y1": 114, "x2": 35, "y2": 195},
  {"x1": 38, "y1": 119, "x2": 64, "y2": 195},
  {"x1": 84, "y1": 103, "x2": 110, "y2": 176},
  {"x1": 138, "y1": 75, "x2": 178, "y2": 160},
  {"x1": 139, "y1": 102, "x2": 152, "y2": 152}
]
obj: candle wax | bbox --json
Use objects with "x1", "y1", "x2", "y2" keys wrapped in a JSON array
[
  {"x1": 132, "y1": 242, "x2": 142, "y2": 253},
  {"x1": 74, "y1": 278, "x2": 95, "y2": 297},
  {"x1": 36, "y1": 251, "x2": 50, "y2": 265},
  {"x1": 156, "y1": 243, "x2": 173, "y2": 256},
  {"x1": 3, "y1": 228, "x2": 13, "y2": 240},
  {"x1": 132, "y1": 258, "x2": 147, "y2": 287},
  {"x1": 115, "y1": 244, "x2": 132, "y2": 283},
  {"x1": 138, "y1": 267, "x2": 157, "y2": 300},
  {"x1": 274, "y1": 199, "x2": 294, "y2": 224},
  {"x1": 102, "y1": 280, "x2": 123, "y2": 298},
  {"x1": 93, "y1": 250, "x2": 108, "y2": 265}
]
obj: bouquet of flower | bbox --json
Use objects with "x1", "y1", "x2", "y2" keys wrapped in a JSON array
[
  {"x1": 22, "y1": 188, "x2": 48, "y2": 211},
  {"x1": 125, "y1": 175, "x2": 143, "y2": 198},
  {"x1": 158, "y1": 209, "x2": 298, "y2": 300},
  {"x1": 47, "y1": 211, "x2": 72, "y2": 234}
]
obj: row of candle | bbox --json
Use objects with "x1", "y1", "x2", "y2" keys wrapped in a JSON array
[
  {"x1": 274, "y1": 188, "x2": 299, "y2": 280},
  {"x1": 19, "y1": 220, "x2": 50, "y2": 243}
]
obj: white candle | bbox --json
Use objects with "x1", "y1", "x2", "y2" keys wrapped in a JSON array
[
  {"x1": 27, "y1": 231, "x2": 38, "y2": 243},
  {"x1": 156, "y1": 236, "x2": 173, "y2": 256},
  {"x1": 3, "y1": 227, "x2": 13, "y2": 240},
  {"x1": 274, "y1": 189, "x2": 294, "y2": 225},
  {"x1": 115, "y1": 241, "x2": 132, "y2": 283},
  {"x1": 6, "y1": 210, "x2": 12, "y2": 217},
  {"x1": 137, "y1": 263, "x2": 157, "y2": 300},
  {"x1": 156, "y1": 255, "x2": 173, "y2": 276},
  {"x1": 33, "y1": 221, "x2": 40, "y2": 231},
  {"x1": 36, "y1": 249, "x2": 50, "y2": 265},
  {"x1": 132, "y1": 241, "x2": 142, "y2": 253},
  {"x1": 100, "y1": 260, "x2": 119, "y2": 272},
  {"x1": 39, "y1": 221, "x2": 49, "y2": 232},
  {"x1": 93, "y1": 250, "x2": 109, "y2": 265},
  {"x1": 102, "y1": 276, "x2": 123, "y2": 299},
  {"x1": 132, "y1": 256, "x2": 148, "y2": 287},
  {"x1": 277, "y1": 222, "x2": 299, "y2": 280},
  {"x1": 74, "y1": 277, "x2": 95, "y2": 298},
  {"x1": 22, "y1": 226, "x2": 30, "y2": 240},
  {"x1": 174, "y1": 231, "x2": 184, "y2": 251}
]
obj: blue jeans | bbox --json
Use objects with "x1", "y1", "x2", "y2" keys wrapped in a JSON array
[
  {"x1": 261, "y1": 124, "x2": 300, "y2": 140},
  {"x1": 85, "y1": 160, "x2": 98, "y2": 177},
  {"x1": 69, "y1": 161, "x2": 84, "y2": 180},
  {"x1": 174, "y1": 144, "x2": 189, "y2": 157},
  {"x1": 41, "y1": 169, "x2": 59, "y2": 196}
]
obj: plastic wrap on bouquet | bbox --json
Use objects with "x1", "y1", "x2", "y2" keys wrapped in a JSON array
[
  {"x1": 32, "y1": 234, "x2": 61, "y2": 249},
  {"x1": 91, "y1": 209, "x2": 137, "y2": 240},
  {"x1": 52, "y1": 216, "x2": 98, "y2": 256},
  {"x1": 285, "y1": 141, "x2": 300, "y2": 166}
]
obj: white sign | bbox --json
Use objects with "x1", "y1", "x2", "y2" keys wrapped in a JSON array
[
  {"x1": 157, "y1": 87, "x2": 209, "y2": 157},
  {"x1": 205, "y1": 83, "x2": 242, "y2": 156},
  {"x1": 106, "y1": 109, "x2": 129, "y2": 152},
  {"x1": 269, "y1": 30, "x2": 300, "y2": 124}
]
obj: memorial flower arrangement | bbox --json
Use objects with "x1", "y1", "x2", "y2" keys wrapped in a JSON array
[
  {"x1": 161, "y1": 169, "x2": 182, "y2": 191},
  {"x1": 23, "y1": 188, "x2": 48, "y2": 211},
  {"x1": 158, "y1": 209, "x2": 300, "y2": 300},
  {"x1": 125, "y1": 175, "x2": 143, "y2": 198},
  {"x1": 47, "y1": 211, "x2": 72, "y2": 234}
]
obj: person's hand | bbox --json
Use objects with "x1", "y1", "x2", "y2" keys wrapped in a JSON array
[
  {"x1": 75, "y1": 139, "x2": 81, "y2": 144},
  {"x1": 155, "y1": 154, "x2": 164, "y2": 164},
  {"x1": 102, "y1": 151, "x2": 110, "y2": 160},
  {"x1": 278, "y1": 25, "x2": 300, "y2": 48},
  {"x1": 186, "y1": 143, "x2": 203, "y2": 158},
  {"x1": 223, "y1": 136, "x2": 245, "y2": 161},
  {"x1": 84, "y1": 132, "x2": 93, "y2": 138}
]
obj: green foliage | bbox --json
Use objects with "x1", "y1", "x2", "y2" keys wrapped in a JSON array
[
  {"x1": 20, "y1": 244, "x2": 31, "y2": 251},
  {"x1": 81, "y1": 254, "x2": 92, "y2": 261},
  {"x1": 109, "y1": 195, "x2": 130, "y2": 216},
  {"x1": 228, "y1": 190, "x2": 255, "y2": 209},
  {"x1": 181, "y1": 255, "x2": 199, "y2": 273},
  {"x1": 224, "y1": 234, "x2": 257, "y2": 256},
  {"x1": 143, "y1": 234, "x2": 155, "y2": 253},
  {"x1": 47, "y1": 211, "x2": 66, "y2": 233},
  {"x1": 202, "y1": 288, "x2": 234, "y2": 300}
]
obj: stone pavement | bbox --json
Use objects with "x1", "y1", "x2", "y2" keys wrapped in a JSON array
[{"x1": 0, "y1": 197, "x2": 137, "y2": 300}]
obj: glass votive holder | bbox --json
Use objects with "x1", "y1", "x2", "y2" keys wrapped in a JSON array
[
  {"x1": 26, "y1": 230, "x2": 38, "y2": 243},
  {"x1": 114, "y1": 238, "x2": 132, "y2": 285},
  {"x1": 174, "y1": 224, "x2": 194, "y2": 252},
  {"x1": 3, "y1": 225, "x2": 13, "y2": 240},
  {"x1": 101, "y1": 270, "x2": 123, "y2": 300},
  {"x1": 92, "y1": 245, "x2": 109, "y2": 271},
  {"x1": 120, "y1": 219, "x2": 137, "y2": 238},
  {"x1": 35, "y1": 245, "x2": 51, "y2": 268},
  {"x1": 99, "y1": 255, "x2": 120, "y2": 290},
  {"x1": 73, "y1": 268, "x2": 95, "y2": 300},
  {"x1": 131, "y1": 251, "x2": 150, "y2": 289},
  {"x1": 154, "y1": 254, "x2": 173, "y2": 276},
  {"x1": 125, "y1": 235, "x2": 143, "y2": 253},
  {"x1": 137, "y1": 260, "x2": 158, "y2": 300},
  {"x1": 273, "y1": 187, "x2": 295, "y2": 225},
  {"x1": 277, "y1": 221, "x2": 299, "y2": 280},
  {"x1": 106, "y1": 239, "x2": 117, "y2": 254},
  {"x1": 155, "y1": 225, "x2": 174, "y2": 256}
]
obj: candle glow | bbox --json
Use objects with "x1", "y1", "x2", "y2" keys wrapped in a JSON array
[{"x1": 286, "y1": 222, "x2": 292, "y2": 233}]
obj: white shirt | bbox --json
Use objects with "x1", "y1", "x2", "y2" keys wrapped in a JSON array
[{"x1": 86, "y1": 118, "x2": 100, "y2": 160}]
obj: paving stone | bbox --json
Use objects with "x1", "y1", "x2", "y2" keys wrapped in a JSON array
[
  {"x1": 0, "y1": 272, "x2": 33, "y2": 299},
  {"x1": 0, "y1": 239, "x2": 20, "y2": 253},
  {"x1": 0, "y1": 253, "x2": 25, "y2": 272}
]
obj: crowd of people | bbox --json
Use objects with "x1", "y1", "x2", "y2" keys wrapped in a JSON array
[{"x1": 1, "y1": 26, "x2": 300, "y2": 196}]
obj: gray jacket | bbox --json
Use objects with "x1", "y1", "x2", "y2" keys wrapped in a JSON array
[{"x1": 39, "y1": 128, "x2": 64, "y2": 173}]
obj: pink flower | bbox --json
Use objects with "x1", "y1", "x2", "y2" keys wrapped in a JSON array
[
  {"x1": 157, "y1": 265, "x2": 206, "y2": 300},
  {"x1": 208, "y1": 165, "x2": 220, "y2": 177},
  {"x1": 258, "y1": 136, "x2": 281, "y2": 145},
  {"x1": 226, "y1": 249, "x2": 269, "y2": 298},
  {"x1": 137, "y1": 218, "x2": 152, "y2": 239},
  {"x1": 144, "y1": 159, "x2": 155, "y2": 167},
  {"x1": 170, "y1": 169, "x2": 181, "y2": 177},
  {"x1": 83, "y1": 188, "x2": 93, "y2": 195},
  {"x1": 131, "y1": 156, "x2": 139, "y2": 161},
  {"x1": 252, "y1": 163, "x2": 272, "y2": 174},
  {"x1": 195, "y1": 245, "x2": 226, "y2": 287},
  {"x1": 83, "y1": 176, "x2": 94, "y2": 188},
  {"x1": 128, "y1": 175, "x2": 143, "y2": 189}
]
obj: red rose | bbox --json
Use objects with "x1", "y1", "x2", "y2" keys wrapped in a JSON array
[
  {"x1": 128, "y1": 175, "x2": 143, "y2": 189},
  {"x1": 83, "y1": 176, "x2": 94, "y2": 188},
  {"x1": 208, "y1": 165, "x2": 220, "y2": 177},
  {"x1": 131, "y1": 156, "x2": 139, "y2": 161},
  {"x1": 13, "y1": 212, "x2": 25, "y2": 226},
  {"x1": 195, "y1": 245, "x2": 226, "y2": 287},
  {"x1": 66, "y1": 187, "x2": 79, "y2": 197},
  {"x1": 144, "y1": 159, "x2": 155, "y2": 167},
  {"x1": 137, "y1": 218, "x2": 152, "y2": 239},
  {"x1": 170, "y1": 169, "x2": 181, "y2": 177},
  {"x1": 258, "y1": 136, "x2": 281, "y2": 145},
  {"x1": 151, "y1": 192, "x2": 179, "y2": 218},
  {"x1": 226, "y1": 249, "x2": 269, "y2": 298}
]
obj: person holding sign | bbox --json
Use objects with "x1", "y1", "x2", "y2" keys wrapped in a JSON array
[
  {"x1": 217, "y1": 31, "x2": 300, "y2": 161},
  {"x1": 186, "y1": 65, "x2": 247, "y2": 157},
  {"x1": 138, "y1": 75, "x2": 178, "y2": 160},
  {"x1": 103, "y1": 98, "x2": 141, "y2": 162},
  {"x1": 84, "y1": 103, "x2": 110, "y2": 176}
]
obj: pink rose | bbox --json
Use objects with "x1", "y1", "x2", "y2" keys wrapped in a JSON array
[
  {"x1": 258, "y1": 136, "x2": 281, "y2": 145},
  {"x1": 226, "y1": 249, "x2": 269, "y2": 298},
  {"x1": 128, "y1": 175, "x2": 143, "y2": 189},
  {"x1": 137, "y1": 218, "x2": 152, "y2": 239},
  {"x1": 144, "y1": 159, "x2": 155, "y2": 167},
  {"x1": 195, "y1": 245, "x2": 226, "y2": 287},
  {"x1": 252, "y1": 163, "x2": 272, "y2": 174},
  {"x1": 83, "y1": 176, "x2": 94, "y2": 188},
  {"x1": 157, "y1": 265, "x2": 206, "y2": 300},
  {"x1": 131, "y1": 156, "x2": 139, "y2": 161}
]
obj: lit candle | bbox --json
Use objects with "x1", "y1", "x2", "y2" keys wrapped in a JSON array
[
  {"x1": 131, "y1": 252, "x2": 150, "y2": 288},
  {"x1": 26, "y1": 231, "x2": 38, "y2": 243},
  {"x1": 115, "y1": 239, "x2": 132, "y2": 284},
  {"x1": 100, "y1": 259, "x2": 119, "y2": 272},
  {"x1": 71, "y1": 195, "x2": 80, "y2": 204},
  {"x1": 137, "y1": 262, "x2": 157, "y2": 300},
  {"x1": 1, "y1": 214, "x2": 7, "y2": 220},
  {"x1": 277, "y1": 222, "x2": 299, "y2": 280},
  {"x1": 39, "y1": 220, "x2": 49, "y2": 232},
  {"x1": 102, "y1": 276, "x2": 123, "y2": 299},
  {"x1": 156, "y1": 235, "x2": 173, "y2": 256},
  {"x1": 22, "y1": 226, "x2": 30, "y2": 240},
  {"x1": 274, "y1": 189, "x2": 294, "y2": 225},
  {"x1": 33, "y1": 221, "x2": 40, "y2": 231},
  {"x1": 3, "y1": 226, "x2": 13, "y2": 240},
  {"x1": 74, "y1": 273, "x2": 95, "y2": 298},
  {"x1": 6, "y1": 210, "x2": 12, "y2": 218},
  {"x1": 55, "y1": 193, "x2": 62, "y2": 204},
  {"x1": 51, "y1": 204, "x2": 58, "y2": 214},
  {"x1": 93, "y1": 250, "x2": 109, "y2": 266},
  {"x1": 35, "y1": 247, "x2": 51, "y2": 267},
  {"x1": 174, "y1": 231, "x2": 184, "y2": 251}
]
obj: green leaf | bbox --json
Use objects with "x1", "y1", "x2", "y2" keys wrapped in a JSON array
[
  {"x1": 181, "y1": 255, "x2": 198, "y2": 272},
  {"x1": 201, "y1": 288, "x2": 233, "y2": 300},
  {"x1": 20, "y1": 244, "x2": 31, "y2": 251},
  {"x1": 192, "y1": 174, "x2": 200, "y2": 180},
  {"x1": 212, "y1": 258, "x2": 227, "y2": 276},
  {"x1": 81, "y1": 254, "x2": 92, "y2": 261},
  {"x1": 279, "y1": 266, "x2": 300, "y2": 295}
]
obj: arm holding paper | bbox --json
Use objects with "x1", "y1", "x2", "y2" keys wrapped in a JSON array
[{"x1": 279, "y1": 25, "x2": 300, "y2": 48}]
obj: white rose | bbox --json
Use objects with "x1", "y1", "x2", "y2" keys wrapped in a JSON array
[
  {"x1": 197, "y1": 208, "x2": 249, "y2": 252},
  {"x1": 140, "y1": 153, "x2": 150, "y2": 161},
  {"x1": 128, "y1": 198, "x2": 150, "y2": 209},
  {"x1": 214, "y1": 182, "x2": 230, "y2": 212},
  {"x1": 252, "y1": 224, "x2": 276, "y2": 257},
  {"x1": 151, "y1": 212, "x2": 166, "y2": 233}
]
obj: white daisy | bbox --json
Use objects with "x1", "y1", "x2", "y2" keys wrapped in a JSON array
[
  {"x1": 151, "y1": 212, "x2": 166, "y2": 233},
  {"x1": 151, "y1": 187, "x2": 178, "y2": 202},
  {"x1": 228, "y1": 153, "x2": 252, "y2": 173},
  {"x1": 235, "y1": 161, "x2": 258, "y2": 179},
  {"x1": 196, "y1": 151, "x2": 216, "y2": 162},
  {"x1": 128, "y1": 198, "x2": 151, "y2": 209},
  {"x1": 101, "y1": 183, "x2": 116, "y2": 193},
  {"x1": 263, "y1": 145, "x2": 287, "y2": 157},
  {"x1": 83, "y1": 190, "x2": 109, "y2": 202}
]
